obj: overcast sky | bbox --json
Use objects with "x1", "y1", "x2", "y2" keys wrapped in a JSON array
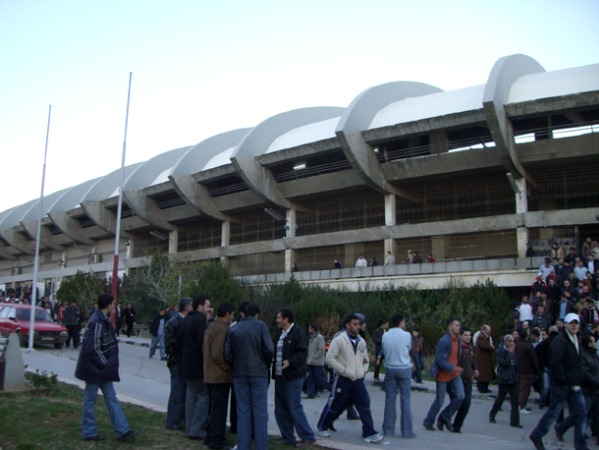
[{"x1": 1, "y1": 0, "x2": 598, "y2": 214}]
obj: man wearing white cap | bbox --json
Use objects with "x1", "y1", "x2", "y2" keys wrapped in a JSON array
[{"x1": 530, "y1": 313, "x2": 588, "y2": 450}]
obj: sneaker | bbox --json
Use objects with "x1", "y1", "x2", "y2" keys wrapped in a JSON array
[
  {"x1": 364, "y1": 433, "x2": 384, "y2": 443},
  {"x1": 317, "y1": 429, "x2": 330, "y2": 438},
  {"x1": 519, "y1": 407, "x2": 531, "y2": 415}
]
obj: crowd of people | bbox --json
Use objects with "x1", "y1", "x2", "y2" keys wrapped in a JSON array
[{"x1": 5, "y1": 235, "x2": 599, "y2": 449}]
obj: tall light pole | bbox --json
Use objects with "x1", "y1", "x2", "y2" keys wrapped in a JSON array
[
  {"x1": 111, "y1": 72, "x2": 132, "y2": 327},
  {"x1": 28, "y1": 105, "x2": 52, "y2": 351}
]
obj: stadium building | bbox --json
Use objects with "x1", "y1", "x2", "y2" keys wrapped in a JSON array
[{"x1": 1, "y1": 54, "x2": 598, "y2": 295}]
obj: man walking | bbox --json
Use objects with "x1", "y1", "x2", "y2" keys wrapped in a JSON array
[
  {"x1": 530, "y1": 313, "x2": 588, "y2": 450},
  {"x1": 75, "y1": 293, "x2": 137, "y2": 442},
  {"x1": 452, "y1": 327, "x2": 478, "y2": 433},
  {"x1": 204, "y1": 302, "x2": 235, "y2": 450},
  {"x1": 225, "y1": 303, "x2": 274, "y2": 450},
  {"x1": 423, "y1": 318, "x2": 465, "y2": 432},
  {"x1": 316, "y1": 314, "x2": 384, "y2": 444},
  {"x1": 305, "y1": 323, "x2": 331, "y2": 399},
  {"x1": 124, "y1": 303, "x2": 135, "y2": 337},
  {"x1": 381, "y1": 314, "x2": 414, "y2": 438},
  {"x1": 63, "y1": 301, "x2": 81, "y2": 349},
  {"x1": 475, "y1": 324, "x2": 495, "y2": 394},
  {"x1": 180, "y1": 295, "x2": 211, "y2": 441},
  {"x1": 164, "y1": 297, "x2": 192, "y2": 430},
  {"x1": 272, "y1": 308, "x2": 316, "y2": 446},
  {"x1": 372, "y1": 319, "x2": 389, "y2": 383},
  {"x1": 148, "y1": 306, "x2": 167, "y2": 360}
]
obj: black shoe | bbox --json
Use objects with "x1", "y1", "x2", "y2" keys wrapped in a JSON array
[
  {"x1": 511, "y1": 424, "x2": 523, "y2": 429},
  {"x1": 117, "y1": 430, "x2": 138, "y2": 441},
  {"x1": 451, "y1": 427, "x2": 461, "y2": 433},
  {"x1": 188, "y1": 435, "x2": 204, "y2": 441},
  {"x1": 436, "y1": 418, "x2": 444, "y2": 431},
  {"x1": 441, "y1": 418, "x2": 455, "y2": 432},
  {"x1": 529, "y1": 435, "x2": 546, "y2": 450},
  {"x1": 554, "y1": 425, "x2": 564, "y2": 442},
  {"x1": 424, "y1": 423, "x2": 435, "y2": 431},
  {"x1": 328, "y1": 424, "x2": 337, "y2": 432},
  {"x1": 489, "y1": 417, "x2": 496, "y2": 424},
  {"x1": 83, "y1": 435, "x2": 105, "y2": 442}
]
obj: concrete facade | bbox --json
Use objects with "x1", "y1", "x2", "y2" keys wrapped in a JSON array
[{"x1": 1, "y1": 54, "x2": 598, "y2": 294}]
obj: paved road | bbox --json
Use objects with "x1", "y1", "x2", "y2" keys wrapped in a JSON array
[{"x1": 19, "y1": 338, "x2": 579, "y2": 450}]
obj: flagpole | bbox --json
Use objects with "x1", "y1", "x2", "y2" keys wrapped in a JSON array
[
  {"x1": 111, "y1": 72, "x2": 132, "y2": 327},
  {"x1": 27, "y1": 105, "x2": 52, "y2": 351}
]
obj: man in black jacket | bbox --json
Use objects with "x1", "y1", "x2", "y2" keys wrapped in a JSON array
[
  {"x1": 272, "y1": 308, "x2": 316, "y2": 446},
  {"x1": 75, "y1": 293, "x2": 137, "y2": 442},
  {"x1": 180, "y1": 295, "x2": 211, "y2": 441},
  {"x1": 164, "y1": 297, "x2": 192, "y2": 430},
  {"x1": 530, "y1": 313, "x2": 588, "y2": 450},
  {"x1": 148, "y1": 307, "x2": 167, "y2": 360}
]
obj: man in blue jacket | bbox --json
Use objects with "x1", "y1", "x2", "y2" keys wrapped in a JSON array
[
  {"x1": 423, "y1": 318, "x2": 464, "y2": 432},
  {"x1": 75, "y1": 293, "x2": 137, "y2": 442}
]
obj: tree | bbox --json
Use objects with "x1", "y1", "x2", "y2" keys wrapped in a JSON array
[{"x1": 56, "y1": 271, "x2": 105, "y2": 318}]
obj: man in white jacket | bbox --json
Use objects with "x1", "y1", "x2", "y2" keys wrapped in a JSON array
[{"x1": 316, "y1": 314, "x2": 384, "y2": 444}]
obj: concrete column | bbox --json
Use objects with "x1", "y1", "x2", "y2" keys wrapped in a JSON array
[
  {"x1": 169, "y1": 228, "x2": 178, "y2": 254},
  {"x1": 220, "y1": 221, "x2": 230, "y2": 266},
  {"x1": 431, "y1": 131, "x2": 449, "y2": 154},
  {"x1": 432, "y1": 236, "x2": 445, "y2": 261},
  {"x1": 285, "y1": 209, "x2": 296, "y2": 272},
  {"x1": 515, "y1": 178, "x2": 529, "y2": 257},
  {"x1": 384, "y1": 194, "x2": 397, "y2": 257}
]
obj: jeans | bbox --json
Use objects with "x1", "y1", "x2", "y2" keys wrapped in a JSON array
[
  {"x1": 539, "y1": 368, "x2": 550, "y2": 407},
  {"x1": 275, "y1": 377, "x2": 315, "y2": 444},
  {"x1": 186, "y1": 378, "x2": 209, "y2": 438},
  {"x1": 531, "y1": 383, "x2": 587, "y2": 450},
  {"x1": 453, "y1": 378, "x2": 473, "y2": 431},
  {"x1": 234, "y1": 376, "x2": 269, "y2": 450},
  {"x1": 166, "y1": 363, "x2": 186, "y2": 430},
  {"x1": 82, "y1": 382, "x2": 130, "y2": 438},
  {"x1": 423, "y1": 376, "x2": 465, "y2": 427},
  {"x1": 489, "y1": 382, "x2": 520, "y2": 426},
  {"x1": 382, "y1": 367, "x2": 414, "y2": 437},
  {"x1": 306, "y1": 365, "x2": 331, "y2": 398},
  {"x1": 149, "y1": 332, "x2": 165, "y2": 359},
  {"x1": 412, "y1": 351, "x2": 424, "y2": 383}
]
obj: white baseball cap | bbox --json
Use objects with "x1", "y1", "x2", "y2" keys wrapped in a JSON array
[{"x1": 564, "y1": 313, "x2": 580, "y2": 324}]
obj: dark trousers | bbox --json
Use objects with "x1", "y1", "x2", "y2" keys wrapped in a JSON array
[
  {"x1": 126, "y1": 321, "x2": 134, "y2": 337},
  {"x1": 229, "y1": 387, "x2": 238, "y2": 434},
  {"x1": 166, "y1": 363, "x2": 186, "y2": 430},
  {"x1": 206, "y1": 383, "x2": 231, "y2": 449},
  {"x1": 477, "y1": 380, "x2": 490, "y2": 392},
  {"x1": 489, "y1": 382, "x2": 520, "y2": 426},
  {"x1": 306, "y1": 365, "x2": 331, "y2": 398},
  {"x1": 317, "y1": 375, "x2": 377, "y2": 437},
  {"x1": 453, "y1": 378, "x2": 473, "y2": 431},
  {"x1": 66, "y1": 325, "x2": 80, "y2": 348}
]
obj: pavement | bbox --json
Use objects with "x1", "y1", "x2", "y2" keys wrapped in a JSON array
[{"x1": 18, "y1": 336, "x2": 585, "y2": 450}]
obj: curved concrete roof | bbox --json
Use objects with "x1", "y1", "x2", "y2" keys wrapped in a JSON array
[
  {"x1": 337, "y1": 81, "x2": 442, "y2": 196},
  {"x1": 508, "y1": 63, "x2": 599, "y2": 103},
  {"x1": 1, "y1": 53, "x2": 597, "y2": 260},
  {"x1": 170, "y1": 129, "x2": 251, "y2": 220},
  {"x1": 231, "y1": 107, "x2": 344, "y2": 210}
]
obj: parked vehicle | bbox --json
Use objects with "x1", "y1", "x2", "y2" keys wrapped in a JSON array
[{"x1": 0, "y1": 304, "x2": 68, "y2": 349}]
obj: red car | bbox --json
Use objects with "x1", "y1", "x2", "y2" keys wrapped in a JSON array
[{"x1": 0, "y1": 304, "x2": 68, "y2": 349}]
